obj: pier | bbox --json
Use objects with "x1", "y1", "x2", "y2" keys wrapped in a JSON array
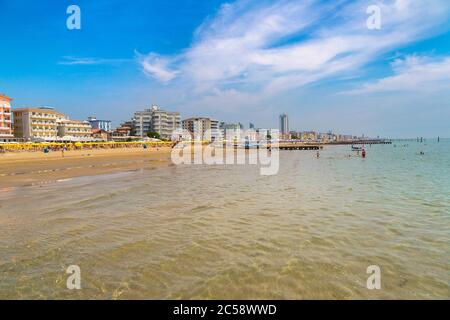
[
  {"x1": 327, "y1": 139, "x2": 392, "y2": 145},
  {"x1": 277, "y1": 144, "x2": 322, "y2": 150}
]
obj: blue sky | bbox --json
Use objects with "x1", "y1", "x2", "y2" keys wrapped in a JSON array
[{"x1": 1, "y1": 0, "x2": 450, "y2": 138}]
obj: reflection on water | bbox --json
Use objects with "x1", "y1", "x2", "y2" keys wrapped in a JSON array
[{"x1": 0, "y1": 141, "x2": 449, "y2": 299}]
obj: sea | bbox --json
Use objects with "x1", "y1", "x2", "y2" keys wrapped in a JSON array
[{"x1": 0, "y1": 139, "x2": 448, "y2": 299}]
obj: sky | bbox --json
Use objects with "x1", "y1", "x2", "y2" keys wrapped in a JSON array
[{"x1": 0, "y1": 0, "x2": 449, "y2": 138}]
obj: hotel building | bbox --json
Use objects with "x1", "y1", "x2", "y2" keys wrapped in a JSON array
[
  {"x1": 13, "y1": 107, "x2": 64, "y2": 141},
  {"x1": 13, "y1": 107, "x2": 93, "y2": 141},
  {"x1": 0, "y1": 94, "x2": 13, "y2": 140},
  {"x1": 57, "y1": 119, "x2": 92, "y2": 140}
]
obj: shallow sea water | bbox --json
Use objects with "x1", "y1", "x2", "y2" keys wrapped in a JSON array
[{"x1": 0, "y1": 140, "x2": 448, "y2": 299}]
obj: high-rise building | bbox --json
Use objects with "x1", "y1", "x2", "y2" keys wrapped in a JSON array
[
  {"x1": 279, "y1": 113, "x2": 289, "y2": 138},
  {"x1": 133, "y1": 105, "x2": 180, "y2": 140},
  {"x1": 151, "y1": 106, "x2": 181, "y2": 140},
  {"x1": 0, "y1": 94, "x2": 13, "y2": 140}
]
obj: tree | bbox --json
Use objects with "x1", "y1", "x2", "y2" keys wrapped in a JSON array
[{"x1": 147, "y1": 131, "x2": 161, "y2": 139}]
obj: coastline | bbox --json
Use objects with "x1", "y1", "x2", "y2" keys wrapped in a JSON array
[{"x1": 0, "y1": 147, "x2": 172, "y2": 188}]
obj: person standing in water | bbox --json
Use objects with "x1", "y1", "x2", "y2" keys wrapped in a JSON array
[
  {"x1": 316, "y1": 151, "x2": 320, "y2": 158},
  {"x1": 362, "y1": 148, "x2": 366, "y2": 158}
]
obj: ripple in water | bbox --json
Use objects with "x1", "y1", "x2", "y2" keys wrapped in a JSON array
[{"x1": 0, "y1": 141, "x2": 449, "y2": 299}]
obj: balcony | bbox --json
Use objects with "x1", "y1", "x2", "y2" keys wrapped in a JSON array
[{"x1": 31, "y1": 115, "x2": 56, "y2": 120}]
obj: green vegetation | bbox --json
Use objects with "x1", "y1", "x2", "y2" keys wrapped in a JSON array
[{"x1": 147, "y1": 131, "x2": 161, "y2": 139}]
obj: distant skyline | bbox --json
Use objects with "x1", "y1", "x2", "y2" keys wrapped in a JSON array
[{"x1": 1, "y1": 0, "x2": 450, "y2": 138}]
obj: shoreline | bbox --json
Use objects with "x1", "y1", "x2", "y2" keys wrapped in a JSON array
[{"x1": 0, "y1": 147, "x2": 172, "y2": 188}]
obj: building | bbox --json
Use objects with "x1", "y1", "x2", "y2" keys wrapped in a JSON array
[
  {"x1": 210, "y1": 119, "x2": 220, "y2": 141},
  {"x1": 182, "y1": 117, "x2": 220, "y2": 141},
  {"x1": 279, "y1": 114, "x2": 289, "y2": 139},
  {"x1": 0, "y1": 94, "x2": 13, "y2": 140},
  {"x1": 92, "y1": 129, "x2": 110, "y2": 141},
  {"x1": 13, "y1": 107, "x2": 65, "y2": 141},
  {"x1": 111, "y1": 121, "x2": 134, "y2": 141},
  {"x1": 337, "y1": 134, "x2": 353, "y2": 142},
  {"x1": 133, "y1": 105, "x2": 180, "y2": 140},
  {"x1": 301, "y1": 131, "x2": 318, "y2": 141},
  {"x1": 88, "y1": 116, "x2": 111, "y2": 131},
  {"x1": 220, "y1": 122, "x2": 244, "y2": 141},
  {"x1": 13, "y1": 107, "x2": 93, "y2": 141},
  {"x1": 58, "y1": 119, "x2": 92, "y2": 140},
  {"x1": 289, "y1": 131, "x2": 300, "y2": 139},
  {"x1": 319, "y1": 131, "x2": 337, "y2": 142},
  {"x1": 150, "y1": 106, "x2": 181, "y2": 140},
  {"x1": 133, "y1": 109, "x2": 152, "y2": 138}
]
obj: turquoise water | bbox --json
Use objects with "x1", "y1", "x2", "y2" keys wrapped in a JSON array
[{"x1": 0, "y1": 140, "x2": 449, "y2": 299}]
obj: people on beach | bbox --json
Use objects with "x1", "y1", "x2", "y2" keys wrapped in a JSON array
[
  {"x1": 316, "y1": 151, "x2": 320, "y2": 158},
  {"x1": 361, "y1": 148, "x2": 366, "y2": 158}
]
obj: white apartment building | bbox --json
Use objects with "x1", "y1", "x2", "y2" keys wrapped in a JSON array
[
  {"x1": 133, "y1": 105, "x2": 181, "y2": 140},
  {"x1": 182, "y1": 117, "x2": 220, "y2": 142}
]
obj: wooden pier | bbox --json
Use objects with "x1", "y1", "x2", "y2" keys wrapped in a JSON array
[
  {"x1": 327, "y1": 139, "x2": 392, "y2": 145},
  {"x1": 268, "y1": 139, "x2": 391, "y2": 151},
  {"x1": 277, "y1": 144, "x2": 322, "y2": 150}
]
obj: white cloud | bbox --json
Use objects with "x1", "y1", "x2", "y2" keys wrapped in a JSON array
[
  {"x1": 59, "y1": 56, "x2": 128, "y2": 65},
  {"x1": 138, "y1": 0, "x2": 450, "y2": 99},
  {"x1": 343, "y1": 55, "x2": 450, "y2": 94},
  {"x1": 138, "y1": 53, "x2": 178, "y2": 83}
]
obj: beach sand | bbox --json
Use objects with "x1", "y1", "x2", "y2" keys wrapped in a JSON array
[{"x1": 0, "y1": 147, "x2": 172, "y2": 188}]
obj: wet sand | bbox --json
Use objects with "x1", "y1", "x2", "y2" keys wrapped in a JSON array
[{"x1": 0, "y1": 147, "x2": 172, "y2": 188}]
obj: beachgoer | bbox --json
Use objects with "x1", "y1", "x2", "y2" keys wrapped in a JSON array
[
  {"x1": 362, "y1": 149, "x2": 366, "y2": 158},
  {"x1": 316, "y1": 151, "x2": 320, "y2": 158}
]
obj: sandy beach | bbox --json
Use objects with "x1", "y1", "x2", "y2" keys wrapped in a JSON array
[{"x1": 0, "y1": 147, "x2": 172, "y2": 188}]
